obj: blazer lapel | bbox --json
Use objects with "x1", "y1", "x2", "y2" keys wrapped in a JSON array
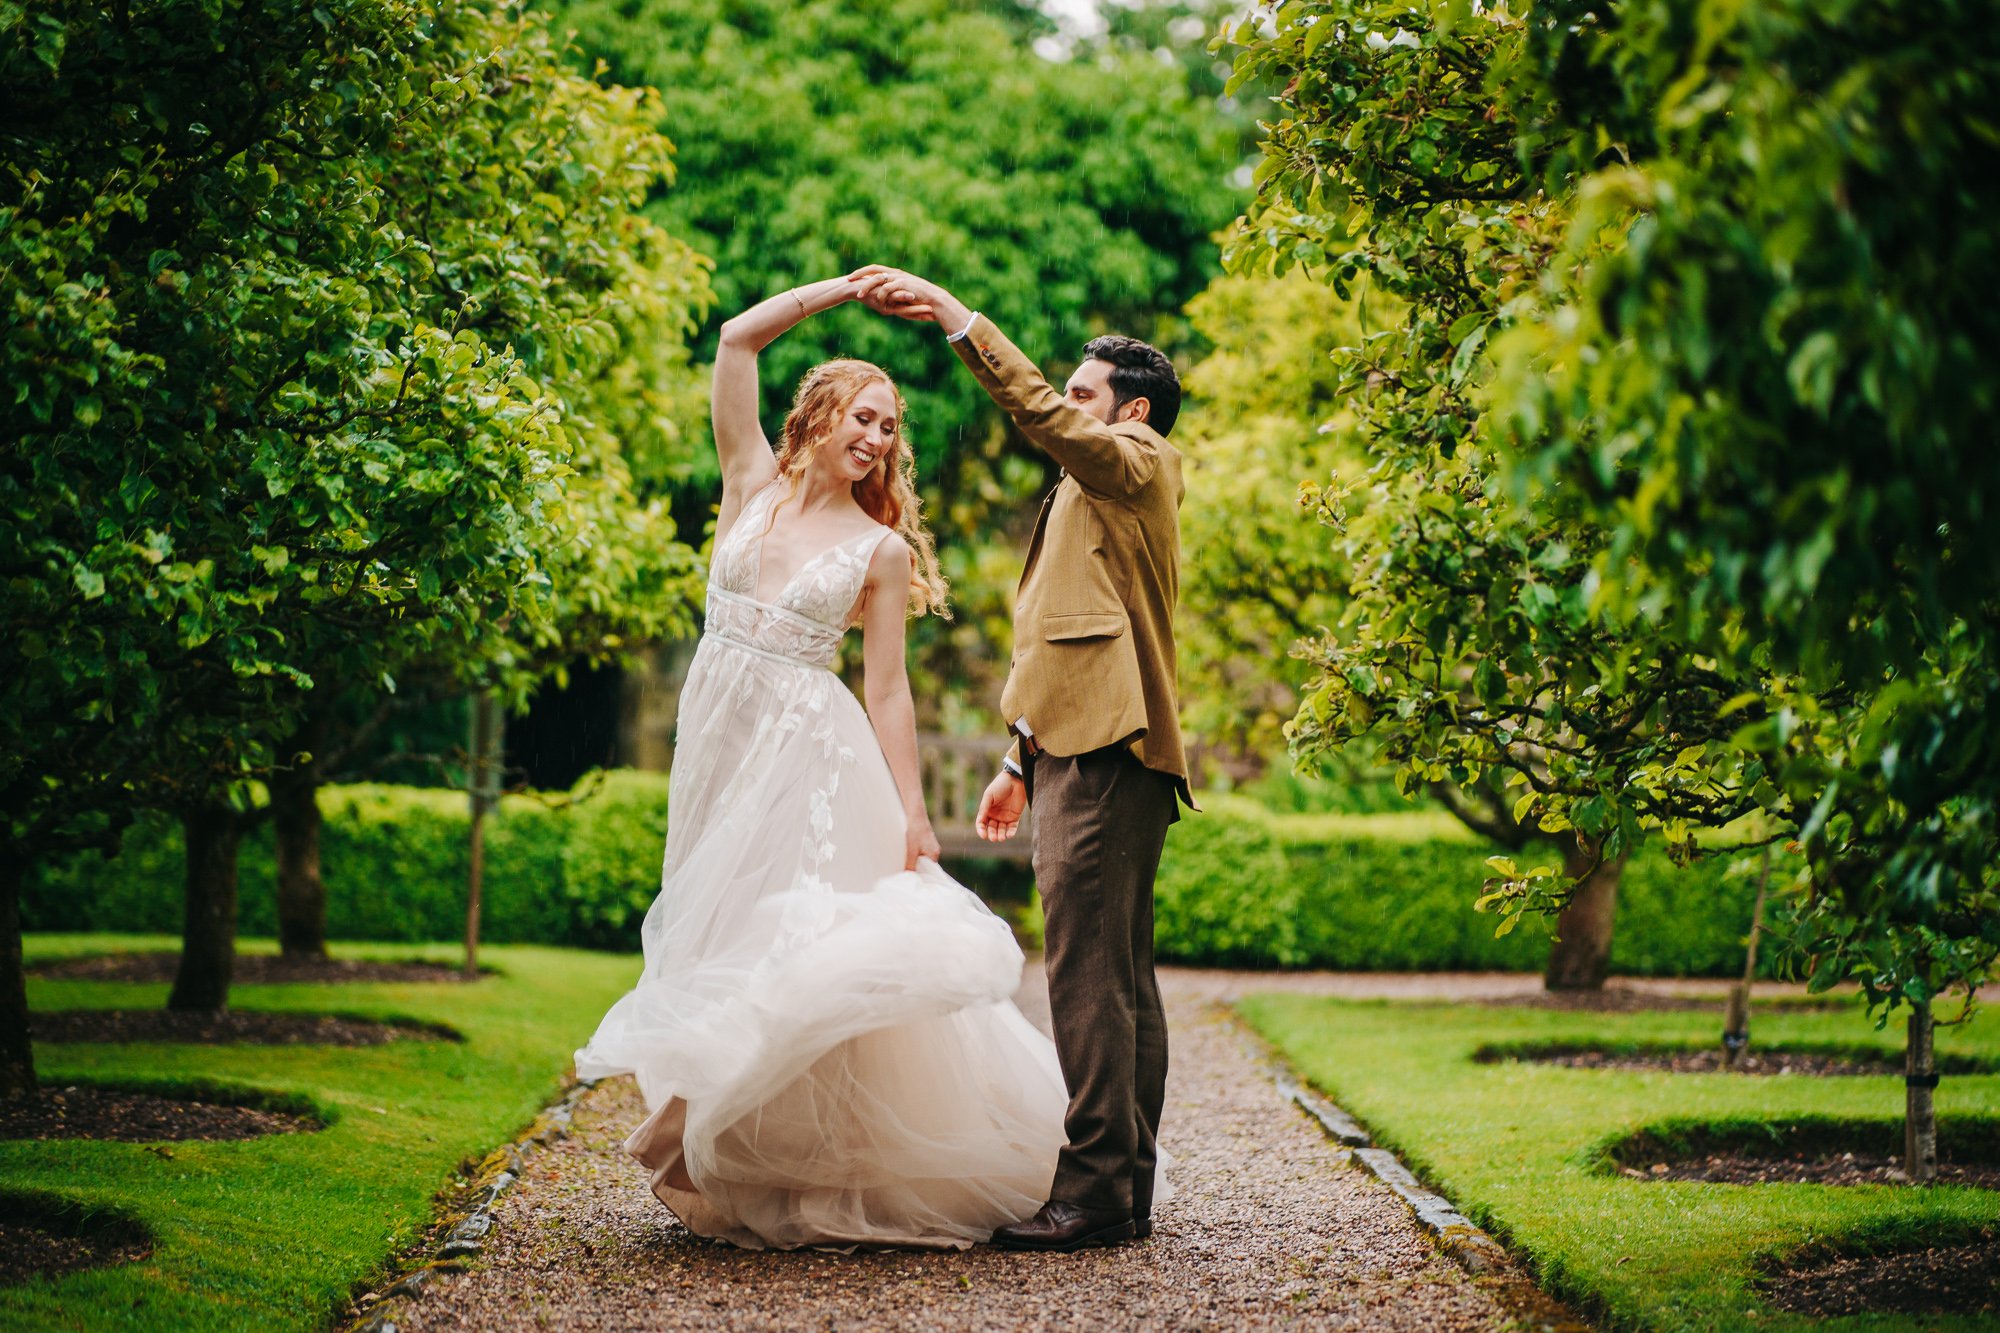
[{"x1": 1018, "y1": 479, "x2": 1061, "y2": 589}]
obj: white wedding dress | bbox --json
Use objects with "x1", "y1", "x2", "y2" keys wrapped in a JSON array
[{"x1": 574, "y1": 479, "x2": 1072, "y2": 1250}]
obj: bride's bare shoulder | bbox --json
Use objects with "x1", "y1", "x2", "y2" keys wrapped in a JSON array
[{"x1": 867, "y1": 529, "x2": 912, "y2": 574}]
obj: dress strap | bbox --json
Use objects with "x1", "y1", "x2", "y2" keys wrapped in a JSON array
[{"x1": 835, "y1": 526, "x2": 899, "y2": 626}]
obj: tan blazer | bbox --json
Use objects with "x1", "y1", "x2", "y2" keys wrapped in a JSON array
[{"x1": 950, "y1": 314, "x2": 1194, "y2": 807}]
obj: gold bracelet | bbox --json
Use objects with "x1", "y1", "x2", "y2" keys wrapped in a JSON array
[{"x1": 789, "y1": 287, "x2": 809, "y2": 318}]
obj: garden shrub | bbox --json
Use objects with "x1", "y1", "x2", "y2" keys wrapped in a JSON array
[
  {"x1": 30, "y1": 774, "x2": 1758, "y2": 974},
  {"x1": 22, "y1": 772, "x2": 668, "y2": 949},
  {"x1": 1156, "y1": 795, "x2": 1763, "y2": 976},
  {"x1": 558, "y1": 771, "x2": 673, "y2": 950},
  {"x1": 1152, "y1": 805, "x2": 1300, "y2": 965}
]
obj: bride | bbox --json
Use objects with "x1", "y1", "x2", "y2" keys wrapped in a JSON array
[{"x1": 574, "y1": 273, "x2": 1071, "y2": 1250}]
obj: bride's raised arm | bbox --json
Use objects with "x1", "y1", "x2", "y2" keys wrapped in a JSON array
[{"x1": 711, "y1": 275, "x2": 890, "y2": 536}]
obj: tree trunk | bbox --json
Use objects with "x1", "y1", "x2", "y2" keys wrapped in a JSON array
[
  {"x1": 1722, "y1": 849, "x2": 1773, "y2": 1067},
  {"x1": 0, "y1": 851, "x2": 35, "y2": 1098},
  {"x1": 169, "y1": 804, "x2": 244, "y2": 1013},
  {"x1": 1545, "y1": 843, "x2": 1627, "y2": 991},
  {"x1": 465, "y1": 799, "x2": 487, "y2": 978},
  {"x1": 1906, "y1": 1001, "x2": 1938, "y2": 1182},
  {"x1": 272, "y1": 748, "x2": 327, "y2": 959},
  {"x1": 464, "y1": 693, "x2": 502, "y2": 978}
]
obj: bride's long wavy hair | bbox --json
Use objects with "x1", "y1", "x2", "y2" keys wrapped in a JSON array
[{"x1": 771, "y1": 359, "x2": 949, "y2": 618}]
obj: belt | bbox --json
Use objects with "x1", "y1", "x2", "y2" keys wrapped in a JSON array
[{"x1": 705, "y1": 630, "x2": 829, "y2": 672}]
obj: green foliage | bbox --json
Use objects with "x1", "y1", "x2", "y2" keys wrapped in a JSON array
[
  {"x1": 30, "y1": 772, "x2": 1756, "y2": 975},
  {"x1": 0, "y1": 0, "x2": 709, "y2": 872},
  {"x1": 1175, "y1": 264, "x2": 1368, "y2": 758},
  {"x1": 7, "y1": 939, "x2": 641, "y2": 1330},
  {"x1": 1501, "y1": 0, "x2": 1999, "y2": 686},
  {"x1": 1488, "y1": 0, "x2": 2000, "y2": 1016},
  {"x1": 1234, "y1": 763, "x2": 1412, "y2": 816},
  {"x1": 557, "y1": 771, "x2": 674, "y2": 949},
  {"x1": 1155, "y1": 796, "x2": 1755, "y2": 974},
  {"x1": 550, "y1": 0, "x2": 1243, "y2": 489},
  {"x1": 22, "y1": 772, "x2": 670, "y2": 949},
  {"x1": 534, "y1": 0, "x2": 1254, "y2": 733},
  {"x1": 1218, "y1": 0, "x2": 1802, "y2": 969},
  {"x1": 1244, "y1": 992, "x2": 2000, "y2": 1331},
  {"x1": 1152, "y1": 798, "x2": 1301, "y2": 965}
]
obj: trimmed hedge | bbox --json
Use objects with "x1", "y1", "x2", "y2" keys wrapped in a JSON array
[
  {"x1": 29, "y1": 776, "x2": 1764, "y2": 975},
  {"x1": 1154, "y1": 795, "x2": 1766, "y2": 976},
  {"x1": 21, "y1": 772, "x2": 670, "y2": 949}
]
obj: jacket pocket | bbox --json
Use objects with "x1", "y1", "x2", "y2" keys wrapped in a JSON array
[{"x1": 1042, "y1": 611, "x2": 1127, "y2": 641}]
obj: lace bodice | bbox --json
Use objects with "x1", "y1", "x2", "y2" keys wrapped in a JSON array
[{"x1": 705, "y1": 481, "x2": 890, "y2": 668}]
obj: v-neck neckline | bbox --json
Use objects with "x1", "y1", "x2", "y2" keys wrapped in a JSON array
[{"x1": 744, "y1": 484, "x2": 884, "y2": 608}]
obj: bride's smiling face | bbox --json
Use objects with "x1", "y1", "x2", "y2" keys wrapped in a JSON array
[{"x1": 811, "y1": 379, "x2": 900, "y2": 484}]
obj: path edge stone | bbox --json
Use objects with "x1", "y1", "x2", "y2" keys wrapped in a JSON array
[
  {"x1": 342, "y1": 1077, "x2": 600, "y2": 1333},
  {"x1": 1245, "y1": 1022, "x2": 1594, "y2": 1331},
  {"x1": 1269, "y1": 1062, "x2": 1511, "y2": 1274}
]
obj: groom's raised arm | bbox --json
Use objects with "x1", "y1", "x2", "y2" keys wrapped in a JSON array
[
  {"x1": 844, "y1": 267, "x2": 1160, "y2": 499},
  {"x1": 945, "y1": 314, "x2": 1159, "y2": 499}
]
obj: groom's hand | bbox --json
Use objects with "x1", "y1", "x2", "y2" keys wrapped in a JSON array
[{"x1": 975, "y1": 771, "x2": 1027, "y2": 842}]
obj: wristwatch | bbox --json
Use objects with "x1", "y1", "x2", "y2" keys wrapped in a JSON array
[{"x1": 1000, "y1": 756, "x2": 1025, "y2": 782}]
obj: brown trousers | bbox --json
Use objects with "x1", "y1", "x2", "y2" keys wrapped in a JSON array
[{"x1": 1025, "y1": 744, "x2": 1178, "y2": 1215}]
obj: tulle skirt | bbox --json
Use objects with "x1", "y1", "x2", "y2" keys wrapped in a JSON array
[{"x1": 575, "y1": 633, "x2": 1072, "y2": 1249}]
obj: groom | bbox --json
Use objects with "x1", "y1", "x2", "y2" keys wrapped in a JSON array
[{"x1": 852, "y1": 265, "x2": 1194, "y2": 1251}]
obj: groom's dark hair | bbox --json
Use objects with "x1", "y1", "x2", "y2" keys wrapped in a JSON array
[{"x1": 1083, "y1": 334, "x2": 1181, "y2": 438}]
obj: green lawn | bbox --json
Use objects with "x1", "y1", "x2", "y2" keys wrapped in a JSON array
[
  {"x1": 3, "y1": 934, "x2": 639, "y2": 1332},
  {"x1": 1240, "y1": 994, "x2": 2000, "y2": 1333}
]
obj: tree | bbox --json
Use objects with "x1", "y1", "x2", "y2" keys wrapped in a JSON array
[
  {"x1": 1489, "y1": 0, "x2": 2000, "y2": 1173},
  {"x1": 264, "y1": 84, "x2": 713, "y2": 952},
  {"x1": 551, "y1": 0, "x2": 1242, "y2": 484},
  {"x1": 1, "y1": 0, "x2": 711, "y2": 1053},
  {"x1": 1221, "y1": 0, "x2": 1792, "y2": 990},
  {"x1": 1174, "y1": 261, "x2": 1364, "y2": 764},
  {"x1": 542, "y1": 0, "x2": 1252, "y2": 726}
]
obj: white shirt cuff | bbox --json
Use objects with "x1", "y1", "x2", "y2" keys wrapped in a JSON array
[{"x1": 946, "y1": 311, "x2": 980, "y2": 343}]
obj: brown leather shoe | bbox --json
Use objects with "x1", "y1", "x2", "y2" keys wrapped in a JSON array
[{"x1": 990, "y1": 1201, "x2": 1135, "y2": 1252}]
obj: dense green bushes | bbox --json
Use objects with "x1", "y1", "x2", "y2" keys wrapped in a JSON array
[
  {"x1": 22, "y1": 773, "x2": 670, "y2": 951},
  {"x1": 30, "y1": 777, "x2": 1761, "y2": 974},
  {"x1": 1155, "y1": 796, "x2": 1764, "y2": 976}
]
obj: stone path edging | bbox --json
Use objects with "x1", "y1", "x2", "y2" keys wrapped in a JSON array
[
  {"x1": 1261, "y1": 1044, "x2": 1594, "y2": 1331},
  {"x1": 1274, "y1": 1069, "x2": 1513, "y2": 1275},
  {"x1": 346, "y1": 1078, "x2": 599, "y2": 1333}
]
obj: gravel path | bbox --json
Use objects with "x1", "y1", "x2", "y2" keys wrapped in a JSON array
[{"x1": 396, "y1": 966, "x2": 1545, "y2": 1332}]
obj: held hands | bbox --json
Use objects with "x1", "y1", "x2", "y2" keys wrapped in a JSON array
[
  {"x1": 974, "y1": 771, "x2": 1027, "y2": 843},
  {"x1": 835, "y1": 270, "x2": 909, "y2": 314},
  {"x1": 847, "y1": 265, "x2": 946, "y2": 324}
]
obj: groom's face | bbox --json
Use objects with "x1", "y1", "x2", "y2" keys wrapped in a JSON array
[
  {"x1": 1063, "y1": 358, "x2": 1121, "y2": 426},
  {"x1": 1065, "y1": 357, "x2": 1152, "y2": 427}
]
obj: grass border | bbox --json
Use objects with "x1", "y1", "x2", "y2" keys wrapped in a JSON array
[
  {"x1": 1585, "y1": 1112, "x2": 2000, "y2": 1174},
  {"x1": 1472, "y1": 1038, "x2": 1999, "y2": 1075},
  {"x1": 29, "y1": 1007, "x2": 469, "y2": 1045},
  {"x1": 0, "y1": 1190, "x2": 154, "y2": 1247},
  {"x1": 8, "y1": 1074, "x2": 338, "y2": 1132}
]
